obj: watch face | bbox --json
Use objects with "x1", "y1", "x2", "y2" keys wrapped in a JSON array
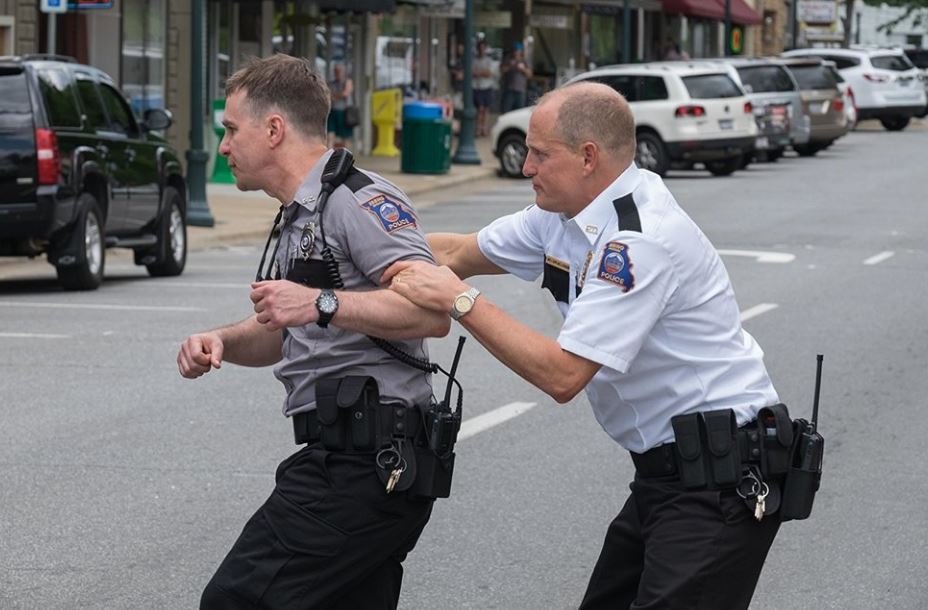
[
  {"x1": 318, "y1": 292, "x2": 338, "y2": 314},
  {"x1": 454, "y1": 294, "x2": 473, "y2": 314}
]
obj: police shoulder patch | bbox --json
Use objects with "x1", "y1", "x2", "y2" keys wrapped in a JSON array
[
  {"x1": 597, "y1": 241, "x2": 635, "y2": 292},
  {"x1": 360, "y1": 194, "x2": 418, "y2": 233}
]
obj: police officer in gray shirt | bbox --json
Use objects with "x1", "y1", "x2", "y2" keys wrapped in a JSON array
[{"x1": 177, "y1": 55, "x2": 450, "y2": 610}]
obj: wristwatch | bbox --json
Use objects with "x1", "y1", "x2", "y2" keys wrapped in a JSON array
[
  {"x1": 450, "y1": 287, "x2": 481, "y2": 321},
  {"x1": 315, "y1": 289, "x2": 339, "y2": 328}
]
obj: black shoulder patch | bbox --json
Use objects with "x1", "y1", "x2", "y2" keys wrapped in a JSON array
[
  {"x1": 612, "y1": 194, "x2": 642, "y2": 233},
  {"x1": 343, "y1": 167, "x2": 375, "y2": 193}
]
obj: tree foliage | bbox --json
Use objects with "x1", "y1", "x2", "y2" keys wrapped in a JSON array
[{"x1": 860, "y1": 0, "x2": 928, "y2": 33}]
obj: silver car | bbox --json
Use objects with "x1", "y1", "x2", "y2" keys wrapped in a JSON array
[{"x1": 720, "y1": 57, "x2": 810, "y2": 161}]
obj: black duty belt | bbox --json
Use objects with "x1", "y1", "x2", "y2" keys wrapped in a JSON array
[
  {"x1": 291, "y1": 404, "x2": 422, "y2": 448},
  {"x1": 631, "y1": 418, "x2": 762, "y2": 480}
]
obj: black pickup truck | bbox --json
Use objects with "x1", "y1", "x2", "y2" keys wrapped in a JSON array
[{"x1": 0, "y1": 55, "x2": 187, "y2": 290}]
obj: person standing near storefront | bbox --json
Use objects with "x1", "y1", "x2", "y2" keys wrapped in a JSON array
[
  {"x1": 473, "y1": 39, "x2": 496, "y2": 137},
  {"x1": 327, "y1": 63, "x2": 355, "y2": 149},
  {"x1": 501, "y1": 41, "x2": 532, "y2": 113}
]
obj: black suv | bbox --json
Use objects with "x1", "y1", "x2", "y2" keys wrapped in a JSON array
[{"x1": 0, "y1": 55, "x2": 187, "y2": 290}]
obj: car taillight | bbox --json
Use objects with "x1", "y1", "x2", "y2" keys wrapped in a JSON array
[
  {"x1": 863, "y1": 73, "x2": 890, "y2": 83},
  {"x1": 743, "y1": 101, "x2": 753, "y2": 114},
  {"x1": 35, "y1": 128, "x2": 60, "y2": 186},
  {"x1": 832, "y1": 97, "x2": 844, "y2": 112},
  {"x1": 675, "y1": 105, "x2": 706, "y2": 117}
]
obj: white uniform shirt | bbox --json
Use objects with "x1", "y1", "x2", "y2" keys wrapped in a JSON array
[{"x1": 477, "y1": 164, "x2": 779, "y2": 453}]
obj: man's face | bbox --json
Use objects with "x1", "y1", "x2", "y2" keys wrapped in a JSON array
[
  {"x1": 522, "y1": 102, "x2": 584, "y2": 213},
  {"x1": 219, "y1": 90, "x2": 268, "y2": 192}
]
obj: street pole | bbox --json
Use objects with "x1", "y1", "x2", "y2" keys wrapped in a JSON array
[
  {"x1": 48, "y1": 14, "x2": 56, "y2": 55},
  {"x1": 790, "y1": 0, "x2": 799, "y2": 49},
  {"x1": 724, "y1": 0, "x2": 732, "y2": 57},
  {"x1": 622, "y1": 0, "x2": 631, "y2": 63},
  {"x1": 452, "y1": 0, "x2": 481, "y2": 165},
  {"x1": 186, "y1": 0, "x2": 215, "y2": 227}
]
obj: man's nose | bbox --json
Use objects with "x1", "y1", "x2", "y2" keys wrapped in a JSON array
[{"x1": 218, "y1": 135, "x2": 230, "y2": 157}]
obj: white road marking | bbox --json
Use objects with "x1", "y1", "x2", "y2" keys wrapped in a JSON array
[
  {"x1": 863, "y1": 250, "x2": 894, "y2": 266},
  {"x1": 147, "y1": 281, "x2": 247, "y2": 289},
  {"x1": 718, "y1": 249, "x2": 795, "y2": 264},
  {"x1": 740, "y1": 303, "x2": 778, "y2": 322},
  {"x1": 458, "y1": 401, "x2": 538, "y2": 441},
  {"x1": 0, "y1": 332, "x2": 71, "y2": 339},
  {"x1": 0, "y1": 301, "x2": 206, "y2": 313}
]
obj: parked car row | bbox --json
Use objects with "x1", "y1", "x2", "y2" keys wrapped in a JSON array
[
  {"x1": 0, "y1": 54, "x2": 188, "y2": 290},
  {"x1": 492, "y1": 47, "x2": 927, "y2": 179}
]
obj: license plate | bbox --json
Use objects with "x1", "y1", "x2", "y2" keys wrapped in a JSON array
[
  {"x1": 899, "y1": 79, "x2": 911, "y2": 87},
  {"x1": 718, "y1": 119, "x2": 733, "y2": 130},
  {"x1": 755, "y1": 136, "x2": 769, "y2": 149},
  {"x1": 810, "y1": 102, "x2": 827, "y2": 114}
]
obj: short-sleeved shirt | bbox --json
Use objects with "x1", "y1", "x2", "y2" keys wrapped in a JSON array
[
  {"x1": 477, "y1": 163, "x2": 779, "y2": 453},
  {"x1": 473, "y1": 55, "x2": 496, "y2": 91},
  {"x1": 273, "y1": 149, "x2": 436, "y2": 416}
]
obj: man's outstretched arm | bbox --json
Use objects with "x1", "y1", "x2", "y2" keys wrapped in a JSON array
[
  {"x1": 383, "y1": 260, "x2": 601, "y2": 403},
  {"x1": 427, "y1": 233, "x2": 506, "y2": 279}
]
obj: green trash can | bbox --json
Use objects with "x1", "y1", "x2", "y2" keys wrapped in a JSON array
[{"x1": 401, "y1": 102, "x2": 451, "y2": 174}]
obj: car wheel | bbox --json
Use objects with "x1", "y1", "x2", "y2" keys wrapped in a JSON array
[
  {"x1": 146, "y1": 186, "x2": 187, "y2": 277},
  {"x1": 794, "y1": 144, "x2": 819, "y2": 157},
  {"x1": 56, "y1": 193, "x2": 105, "y2": 291},
  {"x1": 879, "y1": 116, "x2": 910, "y2": 131},
  {"x1": 498, "y1": 133, "x2": 528, "y2": 178},
  {"x1": 705, "y1": 155, "x2": 741, "y2": 177},
  {"x1": 766, "y1": 147, "x2": 784, "y2": 162},
  {"x1": 635, "y1": 131, "x2": 669, "y2": 176}
]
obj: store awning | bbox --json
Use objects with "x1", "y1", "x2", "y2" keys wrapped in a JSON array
[
  {"x1": 315, "y1": 0, "x2": 395, "y2": 12},
  {"x1": 720, "y1": 0, "x2": 762, "y2": 25},
  {"x1": 661, "y1": 0, "x2": 724, "y2": 21},
  {"x1": 661, "y1": 0, "x2": 761, "y2": 25}
]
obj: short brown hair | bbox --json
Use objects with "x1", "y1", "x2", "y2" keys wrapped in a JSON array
[
  {"x1": 224, "y1": 54, "x2": 330, "y2": 140},
  {"x1": 540, "y1": 82, "x2": 636, "y2": 163}
]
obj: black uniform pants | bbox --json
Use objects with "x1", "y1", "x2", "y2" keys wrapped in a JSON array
[
  {"x1": 579, "y1": 474, "x2": 780, "y2": 610},
  {"x1": 201, "y1": 444, "x2": 434, "y2": 610}
]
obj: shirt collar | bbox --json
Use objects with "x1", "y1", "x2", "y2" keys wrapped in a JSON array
[
  {"x1": 288, "y1": 149, "x2": 335, "y2": 215},
  {"x1": 569, "y1": 163, "x2": 642, "y2": 246}
]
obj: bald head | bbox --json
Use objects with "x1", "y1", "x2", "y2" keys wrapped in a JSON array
[{"x1": 536, "y1": 82, "x2": 637, "y2": 166}]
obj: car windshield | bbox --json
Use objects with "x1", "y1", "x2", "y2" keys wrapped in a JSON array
[
  {"x1": 681, "y1": 74, "x2": 742, "y2": 99},
  {"x1": 788, "y1": 65, "x2": 837, "y2": 90},
  {"x1": 736, "y1": 66, "x2": 795, "y2": 92},
  {"x1": 871, "y1": 54, "x2": 914, "y2": 71}
]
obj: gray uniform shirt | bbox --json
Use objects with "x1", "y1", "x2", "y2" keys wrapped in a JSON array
[{"x1": 272, "y1": 149, "x2": 435, "y2": 416}]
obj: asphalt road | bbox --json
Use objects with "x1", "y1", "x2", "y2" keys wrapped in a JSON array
[{"x1": 1, "y1": 126, "x2": 927, "y2": 609}]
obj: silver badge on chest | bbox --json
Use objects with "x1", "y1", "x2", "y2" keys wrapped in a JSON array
[{"x1": 299, "y1": 222, "x2": 316, "y2": 260}]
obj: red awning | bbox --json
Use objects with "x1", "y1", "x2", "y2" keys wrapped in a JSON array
[
  {"x1": 662, "y1": 0, "x2": 724, "y2": 21},
  {"x1": 661, "y1": 0, "x2": 761, "y2": 25},
  {"x1": 722, "y1": 0, "x2": 762, "y2": 25}
]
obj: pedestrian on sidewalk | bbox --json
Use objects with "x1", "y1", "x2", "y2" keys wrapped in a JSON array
[
  {"x1": 383, "y1": 82, "x2": 787, "y2": 610},
  {"x1": 177, "y1": 54, "x2": 450, "y2": 610},
  {"x1": 472, "y1": 39, "x2": 496, "y2": 137},
  {"x1": 500, "y1": 41, "x2": 532, "y2": 114},
  {"x1": 327, "y1": 63, "x2": 355, "y2": 150}
]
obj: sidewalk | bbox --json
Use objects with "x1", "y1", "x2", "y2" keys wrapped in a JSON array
[{"x1": 190, "y1": 135, "x2": 498, "y2": 250}]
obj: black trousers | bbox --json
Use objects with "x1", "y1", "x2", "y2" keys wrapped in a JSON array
[
  {"x1": 579, "y1": 474, "x2": 781, "y2": 610},
  {"x1": 201, "y1": 444, "x2": 434, "y2": 610}
]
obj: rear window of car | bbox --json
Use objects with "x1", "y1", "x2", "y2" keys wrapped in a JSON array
[
  {"x1": 75, "y1": 78, "x2": 109, "y2": 130},
  {"x1": 0, "y1": 69, "x2": 33, "y2": 129},
  {"x1": 36, "y1": 68, "x2": 82, "y2": 128},
  {"x1": 736, "y1": 66, "x2": 795, "y2": 92},
  {"x1": 905, "y1": 50, "x2": 928, "y2": 69},
  {"x1": 681, "y1": 74, "x2": 742, "y2": 99},
  {"x1": 871, "y1": 54, "x2": 914, "y2": 71},
  {"x1": 788, "y1": 65, "x2": 837, "y2": 90}
]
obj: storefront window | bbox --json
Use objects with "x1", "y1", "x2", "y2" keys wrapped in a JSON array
[{"x1": 121, "y1": 0, "x2": 165, "y2": 114}]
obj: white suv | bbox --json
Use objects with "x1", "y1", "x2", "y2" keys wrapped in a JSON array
[
  {"x1": 782, "y1": 47, "x2": 927, "y2": 130},
  {"x1": 491, "y1": 62, "x2": 757, "y2": 178}
]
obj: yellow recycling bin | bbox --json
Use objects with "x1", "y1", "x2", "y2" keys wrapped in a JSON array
[{"x1": 371, "y1": 88, "x2": 402, "y2": 157}]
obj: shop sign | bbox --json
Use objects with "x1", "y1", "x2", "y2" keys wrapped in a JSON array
[
  {"x1": 529, "y1": 13, "x2": 571, "y2": 29},
  {"x1": 798, "y1": 0, "x2": 836, "y2": 24},
  {"x1": 475, "y1": 11, "x2": 512, "y2": 28}
]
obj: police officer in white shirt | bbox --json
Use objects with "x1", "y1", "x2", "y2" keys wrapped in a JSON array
[
  {"x1": 177, "y1": 55, "x2": 450, "y2": 609},
  {"x1": 383, "y1": 82, "x2": 783, "y2": 609}
]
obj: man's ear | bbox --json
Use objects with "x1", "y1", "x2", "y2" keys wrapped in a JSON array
[
  {"x1": 580, "y1": 141, "x2": 598, "y2": 176},
  {"x1": 267, "y1": 114, "x2": 285, "y2": 148}
]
